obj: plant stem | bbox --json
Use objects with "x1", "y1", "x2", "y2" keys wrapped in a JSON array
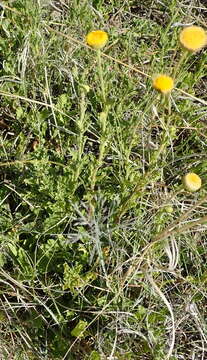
[
  {"x1": 115, "y1": 96, "x2": 173, "y2": 222},
  {"x1": 167, "y1": 93, "x2": 171, "y2": 116},
  {"x1": 73, "y1": 91, "x2": 87, "y2": 186},
  {"x1": 173, "y1": 49, "x2": 189, "y2": 78},
  {"x1": 90, "y1": 107, "x2": 110, "y2": 192},
  {"x1": 97, "y1": 49, "x2": 106, "y2": 105},
  {"x1": 90, "y1": 51, "x2": 109, "y2": 193}
]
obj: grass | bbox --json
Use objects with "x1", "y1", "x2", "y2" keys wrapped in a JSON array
[{"x1": 0, "y1": 0, "x2": 207, "y2": 359}]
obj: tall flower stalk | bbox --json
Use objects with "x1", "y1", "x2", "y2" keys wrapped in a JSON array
[
  {"x1": 115, "y1": 74, "x2": 175, "y2": 222},
  {"x1": 97, "y1": 49, "x2": 106, "y2": 105},
  {"x1": 86, "y1": 30, "x2": 109, "y2": 197}
]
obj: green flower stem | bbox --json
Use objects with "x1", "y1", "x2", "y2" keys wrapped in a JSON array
[
  {"x1": 167, "y1": 93, "x2": 171, "y2": 116},
  {"x1": 73, "y1": 90, "x2": 87, "y2": 186},
  {"x1": 115, "y1": 99, "x2": 174, "y2": 223},
  {"x1": 125, "y1": 98, "x2": 154, "y2": 180},
  {"x1": 97, "y1": 49, "x2": 106, "y2": 105},
  {"x1": 173, "y1": 49, "x2": 189, "y2": 78},
  {"x1": 90, "y1": 107, "x2": 110, "y2": 192},
  {"x1": 90, "y1": 51, "x2": 109, "y2": 193},
  {"x1": 78, "y1": 91, "x2": 87, "y2": 160}
]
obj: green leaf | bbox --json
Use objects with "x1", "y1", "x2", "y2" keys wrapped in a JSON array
[
  {"x1": 71, "y1": 320, "x2": 88, "y2": 338},
  {"x1": 89, "y1": 351, "x2": 101, "y2": 360}
]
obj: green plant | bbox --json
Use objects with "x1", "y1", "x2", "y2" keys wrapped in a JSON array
[{"x1": 0, "y1": 1, "x2": 207, "y2": 359}]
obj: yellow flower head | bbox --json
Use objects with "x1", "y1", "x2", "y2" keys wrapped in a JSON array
[
  {"x1": 152, "y1": 74, "x2": 174, "y2": 94},
  {"x1": 179, "y1": 26, "x2": 207, "y2": 52},
  {"x1": 182, "y1": 172, "x2": 202, "y2": 192},
  {"x1": 86, "y1": 30, "x2": 108, "y2": 50}
]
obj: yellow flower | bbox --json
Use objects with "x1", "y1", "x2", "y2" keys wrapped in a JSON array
[
  {"x1": 86, "y1": 30, "x2": 108, "y2": 50},
  {"x1": 182, "y1": 172, "x2": 202, "y2": 192},
  {"x1": 179, "y1": 26, "x2": 207, "y2": 52},
  {"x1": 152, "y1": 74, "x2": 174, "y2": 94}
]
